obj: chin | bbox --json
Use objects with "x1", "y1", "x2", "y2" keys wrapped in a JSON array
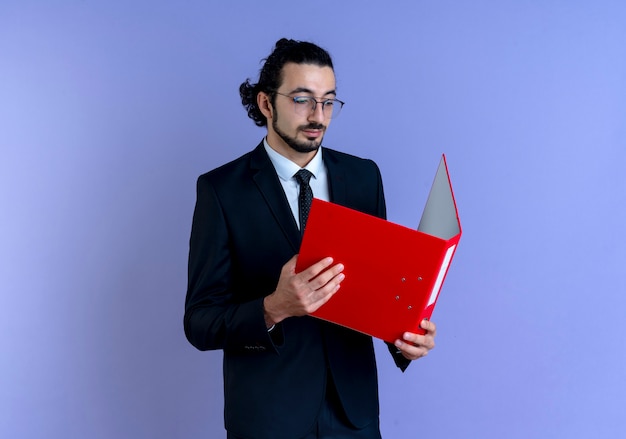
[
  {"x1": 291, "y1": 144, "x2": 319, "y2": 154},
  {"x1": 289, "y1": 137, "x2": 323, "y2": 154}
]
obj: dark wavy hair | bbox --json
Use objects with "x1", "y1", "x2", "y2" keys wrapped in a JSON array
[{"x1": 239, "y1": 38, "x2": 334, "y2": 127}]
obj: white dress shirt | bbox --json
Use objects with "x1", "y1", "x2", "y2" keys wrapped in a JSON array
[{"x1": 263, "y1": 138, "x2": 330, "y2": 230}]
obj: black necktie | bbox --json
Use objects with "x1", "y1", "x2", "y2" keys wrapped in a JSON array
[{"x1": 294, "y1": 169, "x2": 314, "y2": 235}]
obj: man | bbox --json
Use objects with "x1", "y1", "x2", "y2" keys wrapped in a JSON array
[{"x1": 184, "y1": 38, "x2": 436, "y2": 439}]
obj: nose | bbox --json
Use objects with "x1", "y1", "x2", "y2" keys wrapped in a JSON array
[{"x1": 307, "y1": 101, "x2": 326, "y2": 124}]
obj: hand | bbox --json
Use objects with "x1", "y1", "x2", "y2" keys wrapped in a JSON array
[
  {"x1": 263, "y1": 254, "x2": 345, "y2": 327},
  {"x1": 394, "y1": 320, "x2": 437, "y2": 361}
]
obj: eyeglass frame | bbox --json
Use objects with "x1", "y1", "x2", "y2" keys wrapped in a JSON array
[{"x1": 273, "y1": 92, "x2": 345, "y2": 118}]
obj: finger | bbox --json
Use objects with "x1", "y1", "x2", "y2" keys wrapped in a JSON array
[
  {"x1": 402, "y1": 331, "x2": 435, "y2": 350},
  {"x1": 307, "y1": 266, "x2": 344, "y2": 301},
  {"x1": 394, "y1": 339, "x2": 429, "y2": 361},
  {"x1": 308, "y1": 263, "x2": 344, "y2": 290},
  {"x1": 307, "y1": 275, "x2": 343, "y2": 312},
  {"x1": 300, "y1": 257, "x2": 336, "y2": 281},
  {"x1": 420, "y1": 319, "x2": 437, "y2": 335}
]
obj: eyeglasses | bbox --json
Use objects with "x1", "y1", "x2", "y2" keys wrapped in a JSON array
[{"x1": 274, "y1": 92, "x2": 345, "y2": 119}]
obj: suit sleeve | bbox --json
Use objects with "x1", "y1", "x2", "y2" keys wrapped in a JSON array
[{"x1": 184, "y1": 175, "x2": 279, "y2": 353}]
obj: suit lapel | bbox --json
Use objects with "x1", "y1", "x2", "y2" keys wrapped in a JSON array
[
  {"x1": 249, "y1": 143, "x2": 301, "y2": 252},
  {"x1": 248, "y1": 144, "x2": 352, "y2": 253},
  {"x1": 323, "y1": 149, "x2": 348, "y2": 207}
]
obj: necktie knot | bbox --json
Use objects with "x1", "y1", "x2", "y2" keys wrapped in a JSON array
[
  {"x1": 295, "y1": 169, "x2": 313, "y2": 186},
  {"x1": 295, "y1": 169, "x2": 314, "y2": 235}
]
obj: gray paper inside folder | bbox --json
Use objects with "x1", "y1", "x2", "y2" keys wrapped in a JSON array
[{"x1": 417, "y1": 157, "x2": 460, "y2": 240}]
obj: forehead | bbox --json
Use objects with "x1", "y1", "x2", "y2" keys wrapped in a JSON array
[{"x1": 278, "y1": 62, "x2": 336, "y2": 94}]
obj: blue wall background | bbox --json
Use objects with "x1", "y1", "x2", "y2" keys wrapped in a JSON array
[{"x1": 1, "y1": 1, "x2": 625, "y2": 438}]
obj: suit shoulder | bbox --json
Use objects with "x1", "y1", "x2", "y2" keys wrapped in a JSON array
[
  {"x1": 323, "y1": 147, "x2": 381, "y2": 176},
  {"x1": 323, "y1": 147, "x2": 377, "y2": 164},
  {"x1": 197, "y1": 150, "x2": 253, "y2": 182}
]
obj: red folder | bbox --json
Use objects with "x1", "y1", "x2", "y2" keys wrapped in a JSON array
[{"x1": 296, "y1": 155, "x2": 462, "y2": 343}]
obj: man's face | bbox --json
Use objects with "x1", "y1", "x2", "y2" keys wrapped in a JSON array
[{"x1": 265, "y1": 63, "x2": 336, "y2": 158}]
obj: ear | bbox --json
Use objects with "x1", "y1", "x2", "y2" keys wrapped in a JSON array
[{"x1": 257, "y1": 91, "x2": 273, "y2": 121}]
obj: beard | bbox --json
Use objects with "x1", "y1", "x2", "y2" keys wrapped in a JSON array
[{"x1": 272, "y1": 112, "x2": 326, "y2": 154}]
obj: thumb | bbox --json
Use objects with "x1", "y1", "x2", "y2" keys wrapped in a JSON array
[{"x1": 283, "y1": 254, "x2": 299, "y2": 274}]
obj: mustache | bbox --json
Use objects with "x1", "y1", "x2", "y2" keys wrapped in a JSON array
[{"x1": 300, "y1": 123, "x2": 325, "y2": 130}]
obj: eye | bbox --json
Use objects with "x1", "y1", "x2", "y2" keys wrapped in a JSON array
[
  {"x1": 293, "y1": 97, "x2": 311, "y2": 105},
  {"x1": 323, "y1": 100, "x2": 335, "y2": 107}
]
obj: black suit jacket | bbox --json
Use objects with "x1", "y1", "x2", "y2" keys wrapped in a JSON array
[{"x1": 185, "y1": 142, "x2": 410, "y2": 439}]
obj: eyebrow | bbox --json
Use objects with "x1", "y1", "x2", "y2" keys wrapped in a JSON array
[{"x1": 288, "y1": 87, "x2": 337, "y2": 97}]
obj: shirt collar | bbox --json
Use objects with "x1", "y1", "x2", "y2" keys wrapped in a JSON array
[{"x1": 263, "y1": 137, "x2": 324, "y2": 182}]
